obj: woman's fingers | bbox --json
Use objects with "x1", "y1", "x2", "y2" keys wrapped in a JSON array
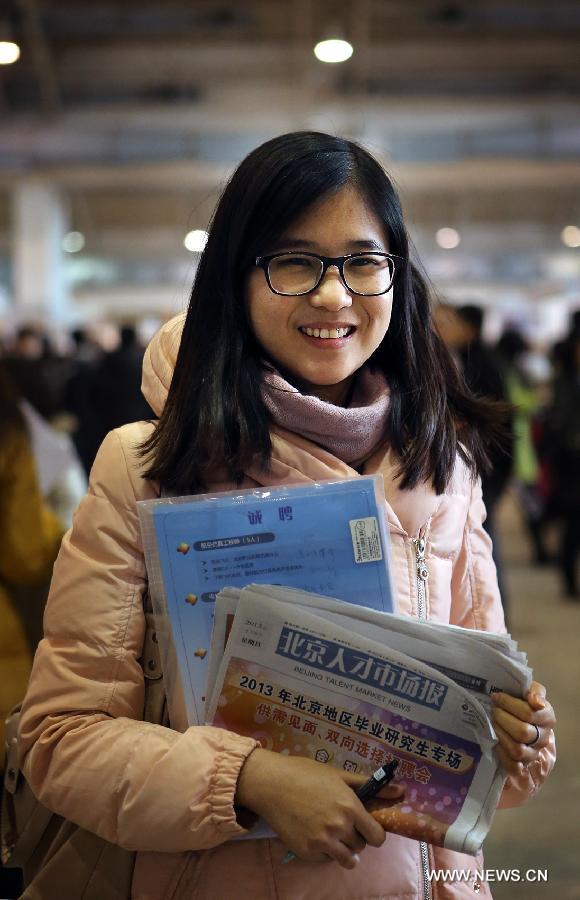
[
  {"x1": 492, "y1": 707, "x2": 550, "y2": 748},
  {"x1": 495, "y1": 741, "x2": 527, "y2": 777},
  {"x1": 332, "y1": 845, "x2": 360, "y2": 870},
  {"x1": 490, "y1": 684, "x2": 555, "y2": 776},
  {"x1": 366, "y1": 783, "x2": 406, "y2": 815},
  {"x1": 490, "y1": 691, "x2": 556, "y2": 729},
  {"x1": 311, "y1": 833, "x2": 363, "y2": 869},
  {"x1": 352, "y1": 805, "x2": 387, "y2": 848},
  {"x1": 376, "y1": 783, "x2": 406, "y2": 801},
  {"x1": 528, "y1": 681, "x2": 547, "y2": 709},
  {"x1": 335, "y1": 810, "x2": 391, "y2": 867},
  {"x1": 494, "y1": 721, "x2": 548, "y2": 774},
  {"x1": 342, "y1": 828, "x2": 368, "y2": 854},
  {"x1": 307, "y1": 815, "x2": 379, "y2": 867}
]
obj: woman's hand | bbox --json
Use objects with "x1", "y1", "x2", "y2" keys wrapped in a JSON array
[
  {"x1": 491, "y1": 681, "x2": 556, "y2": 777},
  {"x1": 235, "y1": 748, "x2": 404, "y2": 869}
]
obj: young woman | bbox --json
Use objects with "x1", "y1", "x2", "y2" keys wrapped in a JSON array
[{"x1": 18, "y1": 132, "x2": 556, "y2": 900}]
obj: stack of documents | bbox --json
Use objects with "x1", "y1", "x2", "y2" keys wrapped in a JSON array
[
  {"x1": 204, "y1": 584, "x2": 532, "y2": 855},
  {"x1": 138, "y1": 475, "x2": 394, "y2": 727}
]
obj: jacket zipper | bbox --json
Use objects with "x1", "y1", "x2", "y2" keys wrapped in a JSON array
[
  {"x1": 413, "y1": 530, "x2": 429, "y2": 621},
  {"x1": 412, "y1": 528, "x2": 432, "y2": 900}
]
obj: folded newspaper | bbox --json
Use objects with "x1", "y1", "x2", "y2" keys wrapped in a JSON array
[{"x1": 205, "y1": 584, "x2": 532, "y2": 855}]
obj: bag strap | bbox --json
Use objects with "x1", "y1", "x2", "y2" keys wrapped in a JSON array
[
  {"x1": 2, "y1": 706, "x2": 55, "y2": 867},
  {"x1": 141, "y1": 590, "x2": 166, "y2": 725},
  {"x1": 142, "y1": 590, "x2": 162, "y2": 682},
  {"x1": 141, "y1": 483, "x2": 169, "y2": 726}
]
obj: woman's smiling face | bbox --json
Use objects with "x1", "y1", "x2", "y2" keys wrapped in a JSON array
[{"x1": 246, "y1": 185, "x2": 394, "y2": 406}]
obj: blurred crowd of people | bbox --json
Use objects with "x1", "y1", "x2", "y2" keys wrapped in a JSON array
[
  {"x1": 2, "y1": 322, "x2": 153, "y2": 478},
  {"x1": 435, "y1": 304, "x2": 580, "y2": 619}
]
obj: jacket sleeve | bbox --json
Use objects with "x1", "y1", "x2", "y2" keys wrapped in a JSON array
[
  {"x1": 18, "y1": 428, "x2": 259, "y2": 853},
  {"x1": 449, "y1": 475, "x2": 556, "y2": 810}
]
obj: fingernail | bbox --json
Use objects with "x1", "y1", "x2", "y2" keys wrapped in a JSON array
[
  {"x1": 532, "y1": 695, "x2": 546, "y2": 709},
  {"x1": 353, "y1": 854, "x2": 360, "y2": 864}
]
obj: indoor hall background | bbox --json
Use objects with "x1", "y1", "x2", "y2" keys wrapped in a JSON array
[{"x1": 0, "y1": 2, "x2": 579, "y2": 897}]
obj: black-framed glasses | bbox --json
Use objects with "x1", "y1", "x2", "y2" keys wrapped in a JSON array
[{"x1": 254, "y1": 251, "x2": 402, "y2": 297}]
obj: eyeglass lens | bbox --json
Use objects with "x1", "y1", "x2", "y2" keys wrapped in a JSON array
[{"x1": 268, "y1": 254, "x2": 394, "y2": 296}]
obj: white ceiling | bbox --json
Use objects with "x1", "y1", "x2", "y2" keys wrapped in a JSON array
[{"x1": 0, "y1": 0, "x2": 579, "y2": 319}]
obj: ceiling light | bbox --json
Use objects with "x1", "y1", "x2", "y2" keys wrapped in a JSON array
[
  {"x1": 184, "y1": 230, "x2": 209, "y2": 252},
  {"x1": 0, "y1": 40, "x2": 20, "y2": 65},
  {"x1": 62, "y1": 231, "x2": 85, "y2": 253},
  {"x1": 561, "y1": 225, "x2": 580, "y2": 248},
  {"x1": 436, "y1": 227, "x2": 461, "y2": 250},
  {"x1": 313, "y1": 39, "x2": 353, "y2": 64}
]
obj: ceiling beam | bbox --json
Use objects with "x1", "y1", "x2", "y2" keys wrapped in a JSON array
[
  {"x1": 1, "y1": 158, "x2": 580, "y2": 192},
  {"x1": 15, "y1": 0, "x2": 62, "y2": 113}
]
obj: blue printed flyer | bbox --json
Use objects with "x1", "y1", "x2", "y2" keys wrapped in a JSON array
[{"x1": 138, "y1": 476, "x2": 395, "y2": 725}]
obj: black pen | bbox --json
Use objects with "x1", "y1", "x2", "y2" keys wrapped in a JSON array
[
  {"x1": 354, "y1": 759, "x2": 399, "y2": 803},
  {"x1": 281, "y1": 759, "x2": 399, "y2": 864}
]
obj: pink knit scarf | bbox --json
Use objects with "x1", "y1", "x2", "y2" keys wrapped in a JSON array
[{"x1": 262, "y1": 367, "x2": 390, "y2": 465}]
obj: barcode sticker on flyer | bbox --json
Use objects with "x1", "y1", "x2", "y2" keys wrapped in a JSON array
[{"x1": 349, "y1": 517, "x2": 383, "y2": 564}]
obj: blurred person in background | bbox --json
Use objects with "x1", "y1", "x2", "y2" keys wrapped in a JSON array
[
  {"x1": 64, "y1": 327, "x2": 105, "y2": 475},
  {"x1": 3, "y1": 325, "x2": 50, "y2": 418},
  {"x1": 19, "y1": 397, "x2": 87, "y2": 530},
  {"x1": 496, "y1": 328, "x2": 549, "y2": 566},
  {"x1": 91, "y1": 324, "x2": 154, "y2": 442},
  {"x1": 453, "y1": 306, "x2": 514, "y2": 532},
  {"x1": 0, "y1": 361, "x2": 63, "y2": 744},
  {"x1": 1, "y1": 323, "x2": 88, "y2": 528},
  {"x1": 550, "y1": 310, "x2": 580, "y2": 381},
  {"x1": 567, "y1": 308, "x2": 580, "y2": 342},
  {"x1": 69, "y1": 327, "x2": 101, "y2": 366},
  {"x1": 543, "y1": 331, "x2": 580, "y2": 599},
  {"x1": 3, "y1": 325, "x2": 70, "y2": 423},
  {"x1": 434, "y1": 302, "x2": 513, "y2": 620}
]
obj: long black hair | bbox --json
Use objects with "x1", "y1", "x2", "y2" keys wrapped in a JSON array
[{"x1": 141, "y1": 131, "x2": 508, "y2": 494}]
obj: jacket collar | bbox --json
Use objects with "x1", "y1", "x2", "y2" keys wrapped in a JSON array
[{"x1": 246, "y1": 426, "x2": 442, "y2": 539}]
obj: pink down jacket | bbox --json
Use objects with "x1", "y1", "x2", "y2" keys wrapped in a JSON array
[{"x1": 19, "y1": 315, "x2": 556, "y2": 900}]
